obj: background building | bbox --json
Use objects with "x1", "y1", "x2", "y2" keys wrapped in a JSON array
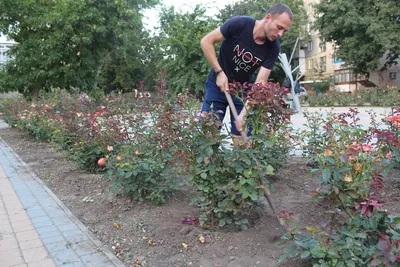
[
  {"x1": 0, "y1": 33, "x2": 16, "y2": 67},
  {"x1": 297, "y1": 0, "x2": 399, "y2": 92}
]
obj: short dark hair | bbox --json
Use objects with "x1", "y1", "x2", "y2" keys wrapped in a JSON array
[{"x1": 266, "y1": 3, "x2": 293, "y2": 20}]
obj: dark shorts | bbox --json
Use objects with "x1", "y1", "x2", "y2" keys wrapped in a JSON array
[{"x1": 201, "y1": 79, "x2": 246, "y2": 136}]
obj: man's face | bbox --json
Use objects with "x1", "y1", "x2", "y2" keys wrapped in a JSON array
[{"x1": 264, "y1": 12, "x2": 292, "y2": 41}]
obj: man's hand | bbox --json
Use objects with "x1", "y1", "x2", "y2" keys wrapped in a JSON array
[
  {"x1": 216, "y1": 71, "x2": 229, "y2": 92},
  {"x1": 234, "y1": 113, "x2": 245, "y2": 133}
]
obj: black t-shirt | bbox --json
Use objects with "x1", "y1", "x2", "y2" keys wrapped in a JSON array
[{"x1": 208, "y1": 16, "x2": 280, "y2": 83}]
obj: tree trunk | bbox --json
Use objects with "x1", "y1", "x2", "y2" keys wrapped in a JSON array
[{"x1": 31, "y1": 85, "x2": 40, "y2": 104}]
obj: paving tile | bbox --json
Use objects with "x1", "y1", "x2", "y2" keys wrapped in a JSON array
[
  {"x1": 0, "y1": 219, "x2": 12, "y2": 233},
  {"x1": 81, "y1": 252, "x2": 114, "y2": 267},
  {"x1": 19, "y1": 239, "x2": 44, "y2": 250},
  {"x1": 63, "y1": 230, "x2": 90, "y2": 243},
  {"x1": 36, "y1": 225, "x2": 58, "y2": 236},
  {"x1": 22, "y1": 246, "x2": 50, "y2": 263},
  {"x1": 0, "y1": 235, "x2": 19, "y2": 252},
  {"x1": 12, "y1": 219, "x2": 35, "y2": 233},
  {"x1": 0, "y1": 208, "x2": 7, "y2": 215},
  {"x1": 72, "y1": 240, "x2": 102, "y2": 257},
  {"x1": 0, "y1": 249, "x2": 25, "y2": 266},
  {"x1": 58, "y1": 223, "x2": 79, "y2": 232},
  {"x1": 31, "y1": 216, "x2": 53, "y2": 228},
  {"x1": 27, "y1": 209, "x2": 47, "y2": 219},
  {"x1": 46, "y1": 240, "x2": 72, "y2": 254},
  {"x1": 51, "y1": 216, "x2": 73, "y2": 226},
  {"x1": 47, "y1": 209, "x2": 66, "y2": 219},
  {"x1": 9, "y1": 212, "x2": 30, "y2": 222},
  {"x1": 62, "y1": 262, "x2": 85, "y2": 267},
  {"x1": 27, "y1": 259, "x2": 56, "y2": 267},
  {"x1": 14, "y1": 184, "x2": 30, "y2": 192},
  {"x1": 50, "y1": 249, "x2": 81, "y2": 266},
  {"x1": 41, "y1": 234, "x2": 65, "y2": 245},
  {"x1": 16, "y1": 229, "x2": 40, "y2": 242},
  {"x1": 39, "y1": 230, "x2": 63, "y2": 240}
]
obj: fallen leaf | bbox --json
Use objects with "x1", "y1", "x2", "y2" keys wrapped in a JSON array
[
  {"x1": 113, "y1": 223, "x2": 120, "y2": 229},
  {"x1": 182, "y1": 242, "x2": 188, "y2": 249},
  {"x1": 147, "y1": 239, "x2": 153, "y2": 245},
  {"x1": 199, "y1": 235, "x2": 205, "y2": 243}
]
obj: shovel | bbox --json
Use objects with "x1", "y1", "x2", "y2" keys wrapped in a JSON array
[{"x1": 223, "y1": 90, "x2": 280, "y2": 221}]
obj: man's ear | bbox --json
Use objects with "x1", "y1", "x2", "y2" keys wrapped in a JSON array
[{"x1": 264, "y1": 13, "x2": 272, "y2": 23}]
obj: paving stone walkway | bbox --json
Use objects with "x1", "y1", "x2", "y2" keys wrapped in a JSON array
[{"x1": 0, "y1": 121, "x2": 124, "y2": 267}]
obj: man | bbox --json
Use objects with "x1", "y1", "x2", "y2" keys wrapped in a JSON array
[{"x1": 200, "y1": 3, "x2": 292, "y2": 141}]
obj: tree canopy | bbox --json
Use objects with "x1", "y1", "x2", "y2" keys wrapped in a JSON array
[
  {"x1": 157, "y1": 5, "x2": 218, "y2": 96},
  {"x1": 314, "y1": 0, "x2": 400, "y2": 74},
  {"x1": 0, "y1": 0, "x2": 157, "y2": 102}
]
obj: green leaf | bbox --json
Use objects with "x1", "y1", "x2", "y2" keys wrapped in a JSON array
[
  {"x1": 249, "y1": 192, "x2": 258, "y2": 201},
  {"x1": 346, "y1": 190, "x2": 359, "y2": 199},
  {"x1": 205, "y1": 146, "x2": 213, "y2": 157},
  {"x1": 332, "y1": 185, "x2": 339, "y2": 195},
  {"x1": 278, "y1": 254, "x2": 288, "y2": 263},
  {"x1": 200, "y1": 172, "x2": 207, "y2": 179},
  {"x1": 266, "y1": 165, "x2": 274, "y2": 175},
  {"x1": 322, "y1": 168, "x2": 331, "y2": 182},
  {"x1": 300, "y1": 250, "x2": 311, "y2": 259},
  {"x1": 310, "y1": 246, "x2": 326, "y2": 258},
  {"x1": 345, "y1": 260, "x2": 355, "y2": 267}
]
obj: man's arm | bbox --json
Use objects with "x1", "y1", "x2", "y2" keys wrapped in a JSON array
[
  {"x1": 254, "y1": 66, "x2": 272, "y2": 85},
  {"x1": 200, "y1": 28, "x2": 229, "y2": 92}
]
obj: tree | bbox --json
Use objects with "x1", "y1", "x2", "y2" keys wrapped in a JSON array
[
  {"x1": 0, "y1": 0, "x2": 157, "y2": 102},
  {"x1": 157, "y1": 5, "x2": 218, "y2": 97},
  {"x1": 314, "y1": 0, "x2": 400, "y2": 75},
  {"x1": 217, "y1": 0, "x2": 308, "y2": 58}
]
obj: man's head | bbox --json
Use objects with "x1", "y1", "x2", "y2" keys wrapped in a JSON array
[{"x1": 263, "y1": 3, "x2": 293, "y2": 41}]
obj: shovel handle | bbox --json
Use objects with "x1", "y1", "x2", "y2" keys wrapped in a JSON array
[
  {"x1": 223, "y1": 91, "x2": 249, "y2": 142},
  {"x1": 224, "y1": 90, "x2": 280, "y2": 220}
]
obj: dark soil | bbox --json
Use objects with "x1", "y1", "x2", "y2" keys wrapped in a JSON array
[{"x1": 0, "y1": 126, "x2": 399, "y2": 267}]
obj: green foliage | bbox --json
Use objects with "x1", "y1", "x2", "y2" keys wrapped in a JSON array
[
  {"x1": 280, "y1": 108, "x2": 400, "y2": 266},
  {"x1": 157, "y1": 6, "x2": 217, "y2": 97},
  {"x1": 280, "y1": 210, "x2": 400, "y2": 266},
  {"x1": 107, "y1": 144, "x2": 179, "y2": 205},
  {"x1": 336, "y1": 92, "x2": 353, "y2": 107},
  {"x1": 306, "y1": 85, "x2": 399, "y2": 107},
  {"x1": 188, "y1": 82, "x2": 292, "y2": 229},
  {"x1": 0, "y1": 0, "x2": 158, "y2": 101},
  {"x1": 314, "y1": 0, "x2": 400, "y2": 75}
]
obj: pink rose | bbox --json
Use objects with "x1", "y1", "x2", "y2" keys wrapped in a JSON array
[
  {"x1": 98, "y1": 158, "x2": 106, "y2": 166},
  {"x1": 362, "y1": 144, "x2": 373, "y2": 152}
]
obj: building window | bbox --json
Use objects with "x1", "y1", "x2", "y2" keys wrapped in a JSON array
[
  {"x1": 389, "y1": 72, "x2": 397, "y2": 79},
  {"x1": 320, "y1": 56, "x2": 326, "y2": 72},
  {"x1": 0, "y1": 44, "x2": 13, "y2": 64},
  {"x1": 308, "y1": 41, "x2": 313, "y2": 51},
  {"x1": 319, "y1": 41, "x2": 326, "y2": 52},
  {"x1": 308, "y1": 59, "x2": 313, "y2": 69},
  {"x1": 308, "y1": 3, "x2": 313, "y2": 14},
  {"x1": 334, "y1": 69, "x2": 357, "y2": 83}
]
